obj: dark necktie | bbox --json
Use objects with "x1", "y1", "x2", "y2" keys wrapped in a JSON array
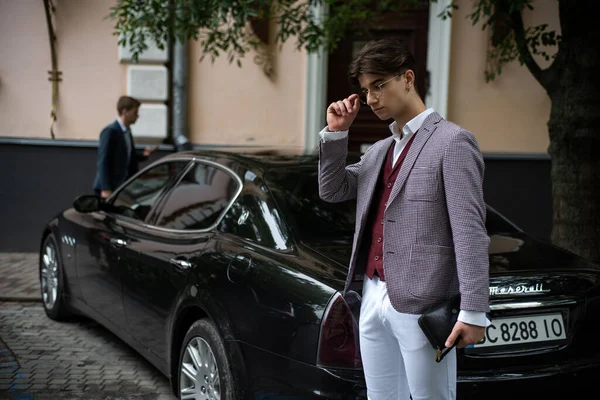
[{"x1": 124, "y1": 129, "x2": 132, "y2": 165}]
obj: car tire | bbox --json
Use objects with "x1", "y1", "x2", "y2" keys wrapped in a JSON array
[
  {"x1": 178, "y1": 319, "x2": 238, "y2": 400},
  {"x1": 39, "y1": 233, "x2": 71, "y2": 320}
]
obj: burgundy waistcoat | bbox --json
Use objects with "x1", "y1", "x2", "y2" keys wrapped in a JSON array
[{"x1": 364, "y1": 133, "x2": 417, "y2": 280}]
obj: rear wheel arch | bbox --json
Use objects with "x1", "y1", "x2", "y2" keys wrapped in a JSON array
[
  {"x1": 169, "y1": 305, "x2": 247, "y2": 397},
  {"x1": 170, "y1": 305, "x2": 209, "y2": 389}
]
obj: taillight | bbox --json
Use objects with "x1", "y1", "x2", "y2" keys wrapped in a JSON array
[{"x1": 317, "y1": 292, "x2": 362, "y2": 369}]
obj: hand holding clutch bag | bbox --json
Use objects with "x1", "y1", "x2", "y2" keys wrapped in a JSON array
[{"x1": 417, "y1": 294, "x2": 461, "y2": 363}]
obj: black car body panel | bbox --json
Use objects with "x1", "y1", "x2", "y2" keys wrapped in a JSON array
[{"x1": 41, "y1": 149, "x2": 600, "y2": 399}]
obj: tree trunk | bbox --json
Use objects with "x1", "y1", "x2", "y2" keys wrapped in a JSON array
[{"x1": 547, "y1": 0, "x2": 600, "y2": 262}]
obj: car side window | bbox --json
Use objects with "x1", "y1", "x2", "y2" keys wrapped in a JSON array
[
  {"x1": 154, "y1": 161, "x2": 240, "y2": 231},
  {"x1": 110, "y1": 161, "x2": 189, "y2": 222},
  {"x1": 219, "y1": 184, "x2": 291, "y2": 250}
]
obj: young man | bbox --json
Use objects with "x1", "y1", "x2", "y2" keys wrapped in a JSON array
[
  {"x1": 318, "y1": 38, "x2": 490, "y2": 399},
  {"x1": 92, "y1": 96, "x2": 157, "y2": 199}
]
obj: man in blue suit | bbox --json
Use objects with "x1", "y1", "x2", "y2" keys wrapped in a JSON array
[{"x1": 92, "y1": 96, "x2": 157, "y2": 199}]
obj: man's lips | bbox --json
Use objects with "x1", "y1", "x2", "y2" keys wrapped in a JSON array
[{"x1": 372, "y1": 107, "x2": 384, "y2": 112}]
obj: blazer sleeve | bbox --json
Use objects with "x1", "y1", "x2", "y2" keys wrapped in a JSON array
[
  {"x1": 317, "y1": 135, "x2": 362, "y2": 203},
  {"x1": 442, "y1": 130, "x2": 490, "y2": 313},
  {"x1": 96, "y1": 127, "x2": 117, "y2": 191}
]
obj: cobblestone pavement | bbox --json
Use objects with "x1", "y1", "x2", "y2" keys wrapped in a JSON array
[
  {"x1": 0, "y1": 251, "x2": 177, "y2": 400},
  {"x1": 0, "y1": 301, "x2": 176, "y2": 400}
]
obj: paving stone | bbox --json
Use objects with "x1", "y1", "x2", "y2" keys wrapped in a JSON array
[
  {"x1": 0, "y1": 369, "x2": 16, "y2": 376},
  {"x1": 8, "y1": 383, "x2": 31, "y2": 390},
  {"x1": 28, "y1": 383, "x2": 47, "y2": 390},
  {"x1": 65, "y1": 383, "x2": 86, "y2": 391},
  {"x1": 103, "y1": 384, "x2": 122, "y2": 392}
]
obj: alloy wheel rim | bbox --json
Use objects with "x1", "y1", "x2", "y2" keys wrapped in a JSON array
[
  {"x1": 41, "y1": 242, "x2": 58, "y2": 310},
  {"x1": 180, "y1": 337, "x2": 221, "y2": 400}
]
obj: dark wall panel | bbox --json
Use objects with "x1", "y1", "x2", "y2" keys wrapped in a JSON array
[{"x1": 0, "y1": 142, "x2": 166, "y2": 252}]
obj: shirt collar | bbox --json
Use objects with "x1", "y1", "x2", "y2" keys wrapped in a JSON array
[
  {"x1": 389, "y1": 108, "x2": 436, "y2": 142},
  {"x1": 116, "y1": 118, "x2": 128, "y2": 133}
]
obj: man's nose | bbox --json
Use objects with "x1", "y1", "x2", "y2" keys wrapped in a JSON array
[{"x1": 367, "y1": 92, "x2": 378, "y2": 107}]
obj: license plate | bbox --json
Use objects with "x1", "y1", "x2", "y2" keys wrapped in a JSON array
[{"x1": 473, "y1": 313, "x2": 566, "y2": 348}]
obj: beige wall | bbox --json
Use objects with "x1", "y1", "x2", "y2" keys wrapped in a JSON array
[
  {"x1": 0, "y1": 0, "x2": 307, "y2": 146},
  {"x1": 1, "y1": 0, "x2": 559, "y2": 153},
  {"x1": 188, "y1": 38, "x2": 306, "y2": 147},
  {"x1": 447, "y1": 0, "x2": 560, "y2": 153},
  {"x1": 0, "y1": 0, "x2": 51, "y2": 138},
  {"x1": 0, "y1": 0, "x2": 125, "y2": 140}
]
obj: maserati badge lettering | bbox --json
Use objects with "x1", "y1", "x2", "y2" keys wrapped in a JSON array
[{"x1": 489, "y1": 284, "x2": 550, "y2": 296}]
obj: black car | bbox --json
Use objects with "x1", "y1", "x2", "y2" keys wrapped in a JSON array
[{"x1": 40, "y1": 149, "x2": 600, "y2": 399}]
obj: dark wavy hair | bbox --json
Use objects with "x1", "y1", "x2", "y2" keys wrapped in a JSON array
[{"x1": 347, "y1": 38, "x2": 416, "y2": 89}]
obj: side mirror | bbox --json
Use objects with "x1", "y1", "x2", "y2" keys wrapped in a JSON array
[{"x1": 73, "y1": 195, "x2": 102, "y2": 213}]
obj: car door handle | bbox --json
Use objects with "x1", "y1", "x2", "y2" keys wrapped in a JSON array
[
  {"x1": 109, "y1": 238, "x2": 127, "y2": 248},
  {"x1": 170, "y1": 258, "x2": 193, "y2": 270}
]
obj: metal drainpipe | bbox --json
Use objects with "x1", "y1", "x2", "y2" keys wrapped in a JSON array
[{"x1": 172, "y1": 37, "x2": 192, "y2": 151}]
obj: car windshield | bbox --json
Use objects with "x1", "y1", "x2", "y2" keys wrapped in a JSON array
[
  {"x1": 486, "y1": 205, "x2": 521, "y2": 234},
  {"x1": 265, "y1": 166, "x2": 520, "y2": 243}
]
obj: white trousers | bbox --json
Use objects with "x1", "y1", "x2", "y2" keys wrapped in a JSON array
[{"x1": 359, "y1": 276, "x2": 456, "y2": 400}]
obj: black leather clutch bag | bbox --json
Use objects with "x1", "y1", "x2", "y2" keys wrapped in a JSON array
[{"x1": 417, "y1": 294, "x2": 461, "y2": 363}]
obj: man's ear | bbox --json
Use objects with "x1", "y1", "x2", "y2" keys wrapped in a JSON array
[{"x1": 404, "y1": 70, "x2": 416, "y2": 90}]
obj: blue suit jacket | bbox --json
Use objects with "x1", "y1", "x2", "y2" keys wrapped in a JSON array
[{"x1": 92, "y1": 120, "x2": 147, "y2": 193}]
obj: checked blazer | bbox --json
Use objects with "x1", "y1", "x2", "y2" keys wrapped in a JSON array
[{"x1": 318, "y1": 111, "x2": 490, "y2": 314}]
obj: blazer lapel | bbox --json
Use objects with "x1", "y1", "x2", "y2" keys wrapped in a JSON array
[{"x1": 386, "y1": 112, "x2": 443, "y2": 209}]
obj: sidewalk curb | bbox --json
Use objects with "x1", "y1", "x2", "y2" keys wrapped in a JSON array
[{"x1": 0, "y1": 297, "x2": 41, "y2": 302}]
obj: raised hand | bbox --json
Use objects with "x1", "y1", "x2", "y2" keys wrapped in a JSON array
[
  {"x1": 326, "y1": 94, "x2": 360, "y2": 132},
  {"x1": 143, "y1": 145, "x2": 158, "y2": 157}
]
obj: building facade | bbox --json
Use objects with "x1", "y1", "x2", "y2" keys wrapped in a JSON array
[{"x1": 0, "y1": 0, "x2": 559, "y2": 251}]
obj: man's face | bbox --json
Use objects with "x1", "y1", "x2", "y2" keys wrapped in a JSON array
[
  {"x1": 123, "y1": 106, "x2": 139, "y2": 126},
  {"x1": 358, "y1": 72, "x2": 410, "y2": 121}
]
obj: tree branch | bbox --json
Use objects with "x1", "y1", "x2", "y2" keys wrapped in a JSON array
[{"x1": 509, "y1": 9, "x2": 548, "y2": 91}]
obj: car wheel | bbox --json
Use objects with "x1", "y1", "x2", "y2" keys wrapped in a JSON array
[
  {"x1": 40, "y1": 233, "x2": 71, "y2": 320},
  {"x1": 178, "y1": 319, "x2": 237, "y2": 400}
]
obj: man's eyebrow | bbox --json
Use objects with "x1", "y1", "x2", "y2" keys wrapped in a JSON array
[{"x1": 360, "y1": 78, "x2": 384, "y2": 90}]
